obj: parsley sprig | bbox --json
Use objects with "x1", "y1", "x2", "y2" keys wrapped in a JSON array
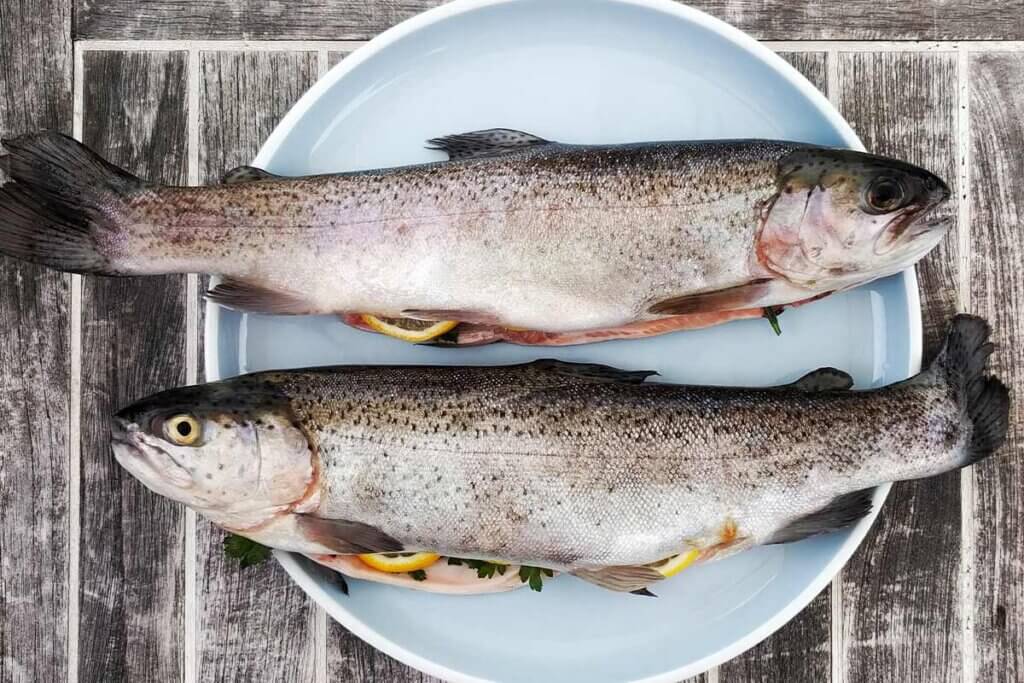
[
  {"x1": 448, "y1": 557, "x2": 553, "y2": 591},
  {"x1": 223, "y1": 533, "x2": 272, "y2": 568},
  {"x1": 763, "y1": 306, "x2": 784, "y2": 336},
  {"x1": 518, "y1": 565, "x2": 554, "y2": 592},
  {"x1": 447, "y1": 557, "x2": 508, "y2": 578}
]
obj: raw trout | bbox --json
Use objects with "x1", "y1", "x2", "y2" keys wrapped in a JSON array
[
  {"x1": 111, "y1": 315, "x2": 1008, "y2": 594},
  {"x1": 0, "y1": 130, "x2": 949, "y2": 345}
]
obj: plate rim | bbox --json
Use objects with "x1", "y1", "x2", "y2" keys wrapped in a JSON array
[{"x1": 203, "y1": 0, "x2": 924, "y2": 679}]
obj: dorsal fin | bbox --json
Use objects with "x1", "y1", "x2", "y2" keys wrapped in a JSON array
[
  {"x1": 426, "y1": 128, "x2": 552, "y2": 160},
  {"x1": 786, "y1": 367, "x2": 854, "y2": 392},
  {"x1": 528, "y1": 359, "x2": 657, "y2": 384},
  {"x1": 221, "y1": 165, "x2": 283, "y2": 184},
  {"x1": 766, "y1": 488, "x2": 875, "y2": 544}
]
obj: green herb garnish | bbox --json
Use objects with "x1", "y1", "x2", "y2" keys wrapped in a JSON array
[
  {"x1": 408, "y1": 569, "x2": 428, "y2": 581},
  {"x1": 517, "y1": 565, "x2": 554, "y2": 592},
  {"x1": 223, "y1": 533, "x2": 272, "y2": 568},
  {"x1": 763, "y1": 306, "x2": 783, "y2": 336},
  {"x1": 447, "y1": 557, "x2": 508, "y2": 578}
]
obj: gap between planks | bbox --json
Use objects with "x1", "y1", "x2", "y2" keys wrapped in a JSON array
[
  {"x1": 68, "y1": 41, "x2": 84, "y2": 683},
  {"x1": 71, "y1": 38, "x2": 1024, "y2": 53},
  {"x1": 184, "y1": 46, "x2": 200, "y2": 683},
  {"x1": 956, "y1": 44, "x2": 976, "y2": 683},
  {"x1": 825, "y1": 49, "x2": 845, "y2": 683},
  {"x1": 314, "y1": 49, "x2": 330, "y2": 683}
]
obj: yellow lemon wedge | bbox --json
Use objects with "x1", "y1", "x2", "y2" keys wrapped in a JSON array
[
  {"x1": 361, "y1": 315, "x2": 459, "y2": 343},
  {"x1": 649, "y1": 548, "x2": 701, "y2": 578},
  {"x1": 357, "y1": 552, "x2": 441, "y2": 573}
]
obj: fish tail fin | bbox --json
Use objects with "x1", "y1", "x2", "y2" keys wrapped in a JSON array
[
  {"x1": 0, "y1": 131, "x2": 142, "y2": 274},
  {"x1": 927, "y1": 314, "x2": 1010, "y2": 465}
]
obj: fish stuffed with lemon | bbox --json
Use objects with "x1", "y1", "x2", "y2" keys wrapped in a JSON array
[
  {"x1": 111, "y1": 315, "x2": 1007, "y2": 594},
  {"x1": 0, "y1": 129, "x2": 949, "y2": 345}
]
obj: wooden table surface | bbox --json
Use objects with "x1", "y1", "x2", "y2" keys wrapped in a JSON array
[{"x1": 1, "y1": 1, "x2": 1021, "y2": 681}]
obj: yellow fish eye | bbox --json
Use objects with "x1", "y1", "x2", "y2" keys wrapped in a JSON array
[{"x1": 164, "y1": 414, "x2": 201, "y2": 446}]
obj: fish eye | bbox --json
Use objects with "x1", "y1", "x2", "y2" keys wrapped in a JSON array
[
  {"x1": 163, "y1": 414, "x2": 202, "y2": 446},
  {"x1": 864, "y1": 176, "x2": 906, "y2": 214}
]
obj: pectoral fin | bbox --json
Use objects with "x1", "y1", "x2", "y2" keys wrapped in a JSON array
[
  {"x1": 572, "y1": 565, "x2": 665, "y2": 593},
  {"x1": 649, "y1": 279, "x2": 774, "y2": 315},
  {"x1": 296, "y1": 515, "x2": 403, "y2": 554},
  {"x1": 426, "y1": 128, "x2": 553, "y2": 160}
]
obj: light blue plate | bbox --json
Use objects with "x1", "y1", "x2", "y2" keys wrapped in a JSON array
[{"x1": 204, "y1": 1, "x2": 922, "y2": 680}]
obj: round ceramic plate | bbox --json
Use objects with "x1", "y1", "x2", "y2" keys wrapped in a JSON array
[{"x1": 204, "y1": 0, "x2": 922, "y2": 680}]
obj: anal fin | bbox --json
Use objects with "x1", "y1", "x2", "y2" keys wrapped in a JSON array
[
  {"x1": 572, "y1": 565, "x2": 665, "y2": 593},
  {"x1": 767, "y1": 488, "x2": 875, "y2": 545},
  {"x1": 205, "y1": 278, "x2": 313, "y2": 314},
  {"x1": 296, "y1": 515, "x2": 403, "y2": 554}
]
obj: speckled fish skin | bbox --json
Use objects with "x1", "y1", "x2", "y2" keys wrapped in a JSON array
[
  {"x1": 111, "y1": 316, "x2": 1008, "y2": 576},
  {"x1": 0, "y1": 132, "x2": 950, "y2": 334}
]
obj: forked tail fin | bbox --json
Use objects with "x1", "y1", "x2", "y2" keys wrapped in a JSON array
[
  {"x1": 0, "y1": 131, "x2": 142, "y2": 274},
  {"x1": 927, "y1": 314, "x2": 1010, "y2": 465}
]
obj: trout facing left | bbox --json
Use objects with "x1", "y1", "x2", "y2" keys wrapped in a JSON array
[
  {"x1": 111, "y1": 316, "x2": 1008, "y2": 594},
  {"x1": 0, "y1": 130, "x2": 950, "y2": 345}
]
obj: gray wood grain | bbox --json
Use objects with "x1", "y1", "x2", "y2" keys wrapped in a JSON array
[
  {"x1": 330, "y1": 625, "x2": 442, "y2": 683},
  {"x1": 719, "y1": 589, "x2": 831, "y2": 683},
  {"x1": 79, "y1": 50, "x2": 189, "y2": 682},
  {"x1": 968, "y1": 52, "x2": 1024, "y2": 683},
  {"x1": 718, "y1": 51, "x2": 833, "y2": 683},
  {"x1": 196, "y1": 50, "x2": 321, "y2": 683},
  {"x1": 75, "y1": 0, "x2": 1024, "y2": 41},
  {"x1": 835, "y1": 51, "x2": 963, "y2": 683},
  {"x1": 0, "y1": 0, "x2": 72, "y2": 680}
]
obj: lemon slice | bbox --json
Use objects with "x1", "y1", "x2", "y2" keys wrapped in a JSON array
[
  {"x1": 649, "y1": 548, "x2": 701, "y2": 578},
  {"x1": 361, "y1": 315, "x2": 458, "y2": 343},
  {"x1": 357, "y1": 552, "x2": 441, "y2": 573}
]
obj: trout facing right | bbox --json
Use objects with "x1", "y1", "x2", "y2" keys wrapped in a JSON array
[
  {"x1": 112, "y1": 316, "x2": 1008, "y2": 594},
  {"x1": 0, "y1": 130, "x2": 950, "y2": 345}
]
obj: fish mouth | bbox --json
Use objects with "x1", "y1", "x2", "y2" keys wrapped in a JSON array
[
  {"x1": 874, "y1": 203, "x2": 951, "y2": 256},
  {"x1": 110, "y1": 418, "x2": 194, "y2": 490}
]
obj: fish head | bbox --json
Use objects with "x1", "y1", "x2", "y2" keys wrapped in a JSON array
[
  {"x1": 111, "y1": 379, "x2": 314, "y2": 525},
  {"x1": 758, "y1": 147, "x2": 951, "y2": 291}
]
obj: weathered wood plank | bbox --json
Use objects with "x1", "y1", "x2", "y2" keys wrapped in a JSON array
[
  {"x1": 196, "y1": 50, "x2": 320, "y2": 683},
  {"x1": 834, "y1": 51, "x2": 962, "y2": 683},
  {"x1": 75, "y1": 0, "x2": 1024, "y2": 41},
  {"x1": 969, "y1": 52, "x2": 1024, "y2": 683},
  {"x1": 329, "y1": 626, "x2": 441, "y2": 683},
  {"x1": 718, "y1": 51, "x2": 831, "y2": 683},
  {"x1": 719, "y1": 588, "x2": 831, "y2": 682},
  {"x1": 0, "y1": 0, "x2": 73, "y2": 681},
  {"x1": 79, "y1": 50, "x2": 188, "y2": 681},
  {"x1": 778, "y1": 51, "x2": 827, "y2": 98}
]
